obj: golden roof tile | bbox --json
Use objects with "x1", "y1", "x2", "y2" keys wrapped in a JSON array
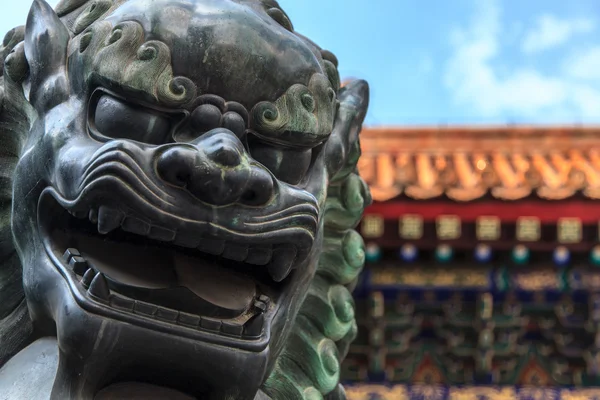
[{"x1": 358, "y1": 126, "x2": 600, "y2": 202}]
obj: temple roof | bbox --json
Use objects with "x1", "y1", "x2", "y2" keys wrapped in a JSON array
[{"x1": 358, "y1": 126, "x2": 600, "y2": 202}]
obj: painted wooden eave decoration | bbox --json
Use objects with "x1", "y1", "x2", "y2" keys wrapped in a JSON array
[{"x1": 358, "y1": 126, "x2": 600, "y2": 202}]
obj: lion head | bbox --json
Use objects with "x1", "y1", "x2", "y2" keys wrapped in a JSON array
[{"x1": 0, "y1": 1, "x2": 370, "y2": 398}]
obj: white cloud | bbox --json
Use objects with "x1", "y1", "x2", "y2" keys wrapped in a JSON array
[
  {"x1": 571, "y1": 86, "x2": 600, "y2": 116},
  {"x1": 565, "y1": 46, "x2": 600, "y2": 81},
  {"x1": 444, "y1": 0, "x2": 600, "y2": 122},
  {"x1": 522, "y1": 14, "x2": 595, "y2": 54}
]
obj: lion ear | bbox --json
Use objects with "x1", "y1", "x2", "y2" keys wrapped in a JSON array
[
  {"x1": 325, "y1": 79, "x2": 370, "y2": 182},
  {"x1": 24, "y1": 0, "x2": 70, "y2": 112}
]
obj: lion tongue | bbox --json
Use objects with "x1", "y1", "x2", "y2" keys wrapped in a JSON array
[{"x1": 173, "y1": 252, "x2": 256, "y2": 314}]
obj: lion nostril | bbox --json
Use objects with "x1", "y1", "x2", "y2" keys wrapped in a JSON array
[
  {"x1": 241, "y1": 190, "x2": 258, "y2": 204},
  {"x1": 174, "y1": 172, "x2": 190, "y2": 187},
  {"x1": 241, "y1": 188, "x2": 270, "y2": 206},
  {"x1": 156, "y1": 148, "x2": 195, "y2": 188},
  {"x1": 241, "y1": 168, "x2": 274, "y2": 206}
]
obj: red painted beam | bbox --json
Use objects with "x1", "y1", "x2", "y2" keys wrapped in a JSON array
[{"x1": 365, "y1": 201, "x2": 600, "y2": 223}]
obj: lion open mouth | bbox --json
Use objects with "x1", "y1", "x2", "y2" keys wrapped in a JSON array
[{"x1": 37, "y1": 189, "x2": 312, "y2": 343}]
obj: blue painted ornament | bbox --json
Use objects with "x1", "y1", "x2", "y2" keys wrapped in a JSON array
[
  {"x1": 399, "y1": 244, "x2": 418, "y2": 262},
  {"x1": 512, "y1": 245, "x2": 529, "y2": 265},
  {"x1": 591, "y1": 245, "x2": 600, "y2": 267},
  {"x1": 365, "y1": 243, "x2": 382, "y2": 263},
  {"x1": 474, "y1": 244, "x2": 492, "y2": 263},
  {"x1": 553, "y1": 246, "x2": 570, "y2": 267},
  {"x1": 435, "y1": 244, "x2": 453, "y2": 263}
]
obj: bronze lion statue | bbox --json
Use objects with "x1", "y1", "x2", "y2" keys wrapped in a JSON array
[{"x1": 0, "y1": 1, "x2": 370, "y2": 398}]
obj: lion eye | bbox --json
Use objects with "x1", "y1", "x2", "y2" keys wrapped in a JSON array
[
  {"x1": 91, "y1": 94, "x2": 172, "y2": 145},
  {"x1": 247, "y1": 135, "x2": 313, "y2": 185}
]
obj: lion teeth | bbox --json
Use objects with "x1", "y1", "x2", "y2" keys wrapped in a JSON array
[
  {"x1": 221, "y1": 320, "x2": 244, "y2": 336},
  {"x1": 196, "y1": 238, "x2": 225, "y2": 255},
  {"x1": 134, "y1": 301, "x2": 157, "y2": 317},
  {"x1": 102, "y1": 289, "x2": 268, "y2": 338},
  {"x1": 243, "y1": 313, "x2": 264, "y2": 337},
  {"x1": 177, "y1": 312, "x2": 201, "y2": 328},
  {"x1": 110, "y1": 295, "x2": 134, "y2": 312},
  {"x1": 89, "y1": 208, "x2": 98, "y2": 224},
  {"x1": 81, "y1": 268, "x2": 96, "y2": 288},
  {"x1": 245, "y1": 246, "x2": 273, "y2": 266},
  {"x1": 173, "y1": 230, "x2": 202, "y2": 248},
  {"x1": 155, "y1": 307, "x2": 179, "y2": 323},
  {"x1": 88, "y1": 272, "x2": 110, "y2": 300},
  {"x1": 267, "y1": 245, "x2": 297, "y2": 282},
  {"x1": 69, "y1": 209, "x2": 88, "y2": 219},
  {"x1": 63, "y1": 248, "x2": 81, "y2": 262},
  {"x1": 221, "y1": 243, "x2": 249, "y2": 262},
  {"x1": 97, "y1": 206, "x2": 124, "y2": 234},
  {"x1": 121, "y1": 217, "x2": 151, "y2": 236},
  {"x1": 200, "y1": 317, "x2": 222, "y2": 332},
  {"x1": 63, "y1": 248, "x2": 90, "y2": 276},
  {"x1": 71, "y1": 203, "x2": 301, "y2": 282},
  {"x1": 69, "y1": 255, "x2": 89, "y2": 276},
  {"x1": 148, "y1": 226, "x2": 176, "y2": 242}
]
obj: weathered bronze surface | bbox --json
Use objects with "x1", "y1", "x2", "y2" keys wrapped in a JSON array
[{"x1": 0, "y1": 0, "x2": 370, "y2": 399}]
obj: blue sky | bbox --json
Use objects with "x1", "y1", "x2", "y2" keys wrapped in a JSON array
[{"x1": 2, "y1": 0, "x2": 599, "y2": 126}]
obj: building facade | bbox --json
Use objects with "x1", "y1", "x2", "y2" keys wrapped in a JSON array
[{"x1": 344, "y1": 126, "x2": 600, "y2": 392}]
